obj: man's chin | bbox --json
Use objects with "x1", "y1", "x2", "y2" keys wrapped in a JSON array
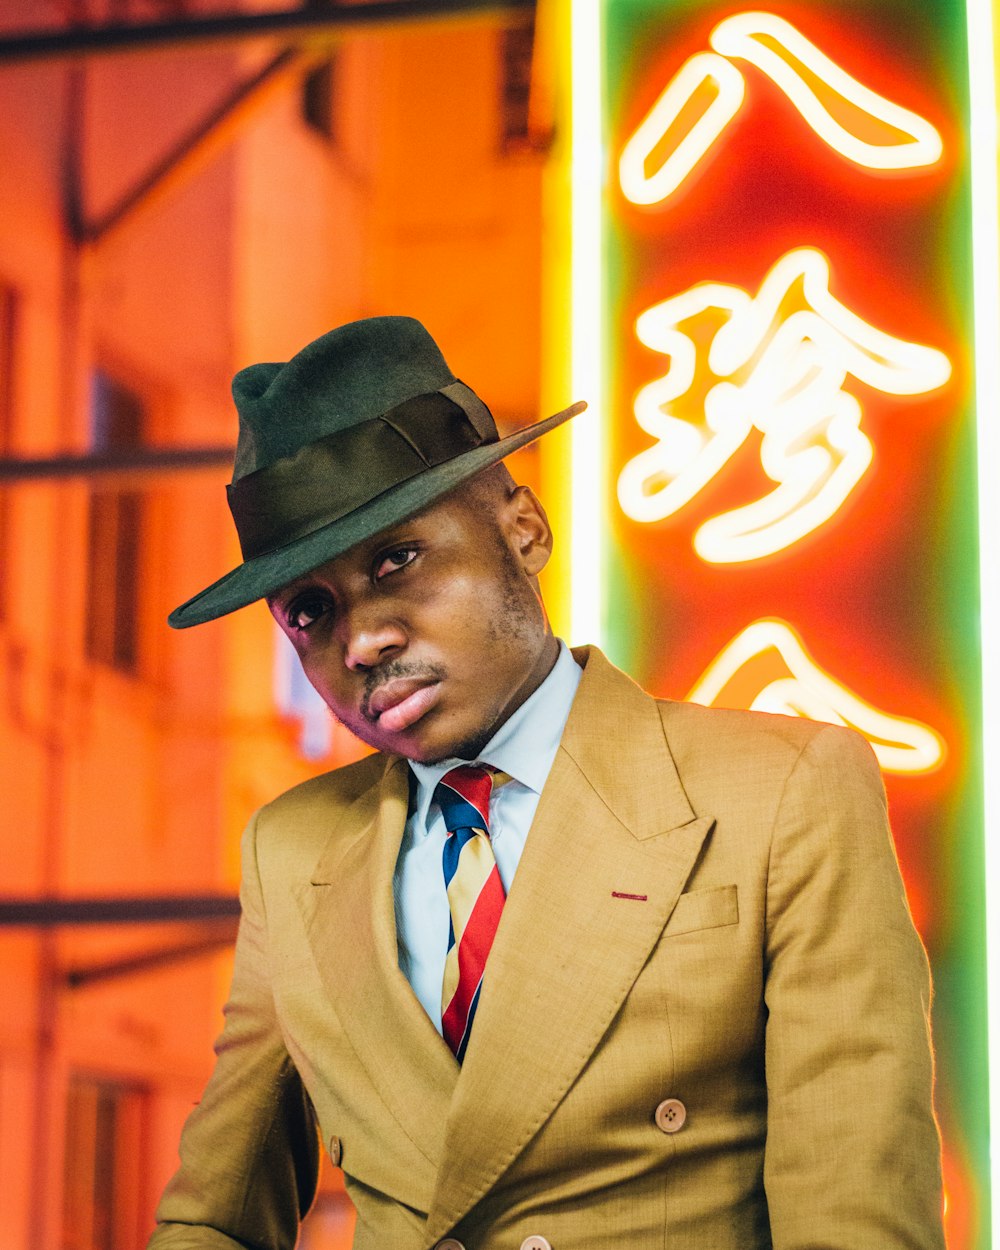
[
  {"x1": 419, "y1": 727, "x2": 493, "y2": 766},
  {"x1": 382, "y1": 726, "x2": 492, "y2": 766},
  {"x1": 337, "y1": 701, "x2": 492, "y2": 765},
  {"x1": 337, "y1": 717, "x2": 446, "y2": 764}
]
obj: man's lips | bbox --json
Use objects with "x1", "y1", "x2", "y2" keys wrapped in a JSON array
[{"x1": 365, "y1": 678, "x2": 442, "y2": 733}]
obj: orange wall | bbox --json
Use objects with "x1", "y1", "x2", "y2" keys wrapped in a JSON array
[{"x1": 0, "y1": 10, "x2": 546, "y2": 1248}]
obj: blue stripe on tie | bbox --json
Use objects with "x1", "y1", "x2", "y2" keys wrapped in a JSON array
[
  {"x1": 441, "y1": 825, "x2": 478, "y2": 889},
  {"x1": 455, "y1": 977, "x2": 483, "y2": 1064},
  {"x1": 437, "y1": 791, "x2": 484, "y2": 832}
]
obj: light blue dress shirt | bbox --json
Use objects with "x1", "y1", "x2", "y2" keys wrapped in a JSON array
[{"x1": 393, "y1": 641, "x2": 583, "y2": 1033}]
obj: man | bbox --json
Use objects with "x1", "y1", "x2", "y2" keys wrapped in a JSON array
[{"x1": 152, "y1": 316, "x2": 944, "y2": 1250}]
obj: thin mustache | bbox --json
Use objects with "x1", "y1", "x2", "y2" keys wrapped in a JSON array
[{"x1": 360, "y1": 660, "x2": 447, "y2": 721}]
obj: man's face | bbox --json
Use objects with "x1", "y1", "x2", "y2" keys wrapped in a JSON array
[{"x1": 267, "y1": 481, "x2": 558, "y2": 763}]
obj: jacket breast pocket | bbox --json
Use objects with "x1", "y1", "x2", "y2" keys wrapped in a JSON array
[{"x1": 663, "y1": 883, "x2": 739, "y2": 937}]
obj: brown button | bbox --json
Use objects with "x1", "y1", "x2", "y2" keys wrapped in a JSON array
[
  {"x1": 434, "y1": 1241, "x2": 465, "y2": 1250},
  {"x1": 520, "y1": 1238, "x2": 553, "y2": 1250},
  {"x1": 328, "y1": 1135, "x2": 342, "y2": 1166},
  {"x1": 654, "y1": 1098, "x2": 687, "y2": 1133}
]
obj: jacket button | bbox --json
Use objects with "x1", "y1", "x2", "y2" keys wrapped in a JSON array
[
  {"x1": 328, "y1": 1135, "x2": 342, "y2": 1167},
  {"x1": 434, "y1": 1241, "x2": 465, "y2": 1250},
  {"x1": 520, "y1": 1238, "x2": 553, "y2": 1250},
  {"x1": 654, "y1": 1098, "x2": 687, "y2": 1133}
]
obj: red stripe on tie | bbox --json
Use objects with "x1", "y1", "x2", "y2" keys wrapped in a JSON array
[
  {"x1": 436, "y1": 763, "x2": 507, "y2": 1060},
  {"x1": 438, "y1": 765, "x2": 493, "y2": 827},
  {"x1": 441, "y1": 865, "x2": 505, "y2": 1053},
  {"x1": 611, "y1": 891, "x2": 648, "y2": 901}
]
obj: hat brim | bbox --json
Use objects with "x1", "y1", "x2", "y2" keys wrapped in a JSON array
[{"x1": 168, "y1": 400, "x2": 586, "y2": 628}]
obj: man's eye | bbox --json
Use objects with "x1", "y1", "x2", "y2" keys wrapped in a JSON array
[
  {"x1": 286, "y1": 595, "x2": 329, "y2": 630},
  {"x1": 374, "y1": 548, "x2": 417, "y2": 580}
]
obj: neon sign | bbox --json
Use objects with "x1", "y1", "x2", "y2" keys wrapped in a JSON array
[
  {"x1": 619, "y1": 51, "x2": 746, "y2": 207},
  {"x1": 687, "y1": 618, "x2": 945, "y2": 773},
  {"x1": 619, "y1": 11, "x2": 944, "y2": 208},
  {"x1": 550, "y1": 0, "x2": 993, "y2": 1239},
  {"x1": 616, "y1": 247, "x2": 952, "y2": 561}
]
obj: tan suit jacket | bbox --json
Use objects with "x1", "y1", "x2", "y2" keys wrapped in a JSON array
[{"x1": 150, "y1": 648, "x2": 944, "y2": 1250}]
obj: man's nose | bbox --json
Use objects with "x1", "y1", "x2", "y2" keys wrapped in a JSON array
[{"x1": 342, "y1": 608, "x2": 407, "y2": 672}]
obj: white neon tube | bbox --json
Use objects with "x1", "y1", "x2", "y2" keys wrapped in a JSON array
[
  {"x1": 966, "y1": 0, "x2": 1000, "y2": 1233},
  {"x1": 570, "y1": 0, "x2": 605, "y2": 647}
]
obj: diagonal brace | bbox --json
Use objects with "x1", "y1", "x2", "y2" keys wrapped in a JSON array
[
  {"x1": 81, "y1": 46, "x2": 322, "y2": 246},
  {"x1": 0, "y1": 0, "x2": 535, "y2": 67}
]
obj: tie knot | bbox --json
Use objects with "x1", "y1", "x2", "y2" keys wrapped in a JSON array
[{"x1": 435, "y1": 764, "x2": 495, "y2": 835}]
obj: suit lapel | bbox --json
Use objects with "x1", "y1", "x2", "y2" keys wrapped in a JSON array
[
  {"x1": 424, "y1": 650, "x2": 714, "y2": 1244},
  {"x1": 294, "y1": 756, "x2": 458, "y2": 1201}
]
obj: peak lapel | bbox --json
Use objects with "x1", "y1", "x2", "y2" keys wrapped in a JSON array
[
  {"x1": 424, "y1": 650, "x2": 714, "y2": 1244},
  {"x1": 294, "y1": 756, "x2": 457, "y2": 1199}
]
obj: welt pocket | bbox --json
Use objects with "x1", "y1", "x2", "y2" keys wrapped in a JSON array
[{"x1": 663, "y1": 884, "x2": 739, "y2": 937}]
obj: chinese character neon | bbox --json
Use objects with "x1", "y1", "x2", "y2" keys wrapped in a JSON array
[
  {"x1": 616, "y1": 247, "x2": 952, "y2": 562},
  {"x1": 687, "y1": 618, "x2": 945, "y2": 774},
  {"x1": 619, "y1": 11, "x2": 943, "y2": 207},
  {"x1": 619, "y1": 51, "x2": 746, "y2": 206}
]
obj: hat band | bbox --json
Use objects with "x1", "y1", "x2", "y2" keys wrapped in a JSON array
[{"x1": 227, "y1": 383, "x2": 496, "y2": 559}]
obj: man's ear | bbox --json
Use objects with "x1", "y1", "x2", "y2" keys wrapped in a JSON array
[{"x1": 504, "y1": 485, "x2": 553, "y2": 577}]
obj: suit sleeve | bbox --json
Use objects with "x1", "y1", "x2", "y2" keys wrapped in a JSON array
[
  {"x1": 762, "y1": 724, "x2": 944, "y2": 1249},
  {"x1": 148, "y1": 811, "x2": 320, "y2": 1250}
]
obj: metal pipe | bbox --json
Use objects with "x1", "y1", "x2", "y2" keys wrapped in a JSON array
[
  {"x1": 0, "y1": 895, "x2": 240, "y2": 926},
  {"x1": 0, "y1": 0, "x2": 534, "y2": 67},
  {"x1": 82, "y1": 46, "x2": 319, "y2": 246},
  {"x1": 0, "y1": 446, "x2": 233, "y2": 482},
  {"x1": 63, "y1": 928, "x2": 238, "y2": 987}
]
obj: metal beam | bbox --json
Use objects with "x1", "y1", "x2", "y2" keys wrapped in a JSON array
[
  {"x1": 82, "y1": 46, "x2": 319, "y2": 246},
  {"x1": 63, "y1": 927, "x2": 238, "y2": 987},
  {"x1": 0, "y1": 0, "x2": 534, "y2": 67},
  {"x1": 0, "y1": 446, "x2": 233, "y2": 483},
  {"x1": 0, "y1": 895, "x2": 240, "y2": 926}
]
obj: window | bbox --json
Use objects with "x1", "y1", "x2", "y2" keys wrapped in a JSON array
[
  {"x1": 300, "y1": 0, "x2": 341, "y2": 142},
  {"x1": 62, "y1": 1074, "x2": 149, "y2": 1250},
  {"x1": 302, "y1": 58, "x2": 338, "y2": 142},
  {"x1": 0, "y1": 282, "x2": 17, "y2": 622},
  {"x1": 85, "y1": 371, "x2": 146, "y2": 673},
  {"x1": 499, "y1": 20, "x2": 536, "y2": 153}
]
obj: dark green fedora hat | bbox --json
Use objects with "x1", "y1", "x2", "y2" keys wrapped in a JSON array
[{"x1": 168, "y1": 315, "x2": 585, "y2": 628}]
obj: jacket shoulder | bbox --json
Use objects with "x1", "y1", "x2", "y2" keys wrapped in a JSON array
[
  {"x1": 655, "y1": 698, "x2": 879, "y2": 806},
  {"x1": 247, "y1": 750, "x2": 392, "y2": 869},
  {"x1": 257, "y1": 750, "x2": 388, "y2": 821},
  {"x1": 573, "y1": 646, "x2": 876, "y2": 791},
  {"x1": 658, "y1": 698, "x2": 829, "y2": 752}
]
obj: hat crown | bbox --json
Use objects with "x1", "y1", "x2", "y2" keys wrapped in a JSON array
[
  {"x1": 167, "y1": 314, "x2": 583, "y2": 628},
  {"x1": 231, "y1": 315, "x2": 455, "y2": 480}
]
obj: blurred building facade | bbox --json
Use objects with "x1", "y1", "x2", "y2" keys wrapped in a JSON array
[{"x1": 0, "y1": 2, "x2": 546, "y2": 1245}]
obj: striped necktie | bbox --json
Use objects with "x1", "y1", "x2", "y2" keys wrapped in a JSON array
[{"x1": 436, "y1": 764, "x2": 506, "y2": 1062}]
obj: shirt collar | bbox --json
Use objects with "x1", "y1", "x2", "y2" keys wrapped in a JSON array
[{"x1": 407, "y1": 640, "x2": 582, "y2": 831}]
